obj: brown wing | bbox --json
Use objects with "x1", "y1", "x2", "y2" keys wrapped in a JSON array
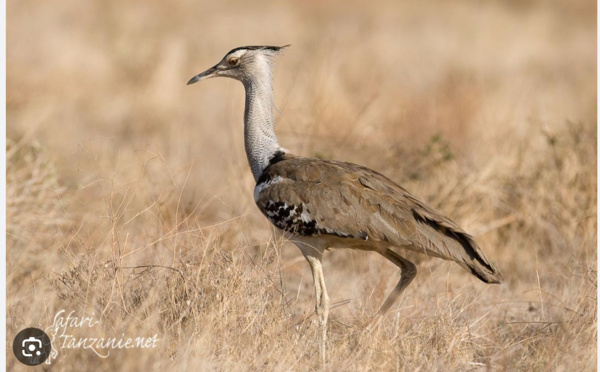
[{"x1": 255, "y1": 154, "x2": 502, "y2": 284}]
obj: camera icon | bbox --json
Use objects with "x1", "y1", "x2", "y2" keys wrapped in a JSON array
[
  {"x1": 13, "y1": 328, "x2": 51, "y2": 365},
  {"x1": 22, "y1": 336, "x2": 43, "y2": 357}
]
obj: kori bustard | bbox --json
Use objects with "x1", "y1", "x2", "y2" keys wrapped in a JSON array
[{"x1": 188, "y1": 45, "x2": 502, "y2": 363}]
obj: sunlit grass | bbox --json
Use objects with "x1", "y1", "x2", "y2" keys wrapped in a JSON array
[{"x1": 7, "y1": 0, "x2": 596, "y2": 370}]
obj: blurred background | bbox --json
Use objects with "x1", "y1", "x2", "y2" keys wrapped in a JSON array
[{"x1": 7, "y1": 0, "x2": 596, "y2": 371}]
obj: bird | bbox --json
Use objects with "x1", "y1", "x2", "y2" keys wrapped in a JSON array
[{"x1": 187, "y1": 45, "x2": 502, "y2": 364}]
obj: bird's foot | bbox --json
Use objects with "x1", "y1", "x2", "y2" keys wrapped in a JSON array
[{"x1": 365, "y1": 313, "x2": 383, "y2": 333}]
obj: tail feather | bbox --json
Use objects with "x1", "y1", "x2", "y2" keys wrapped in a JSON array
[
  {"x1": 411, "y1": 210, "x2": 503, "y2": 284},
  {"x1": 452, "y1": 232, "x2": 503, "y2": 284}
]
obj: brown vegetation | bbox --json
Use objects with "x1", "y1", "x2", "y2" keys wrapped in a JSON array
[{"x1": 7, "y1": 0, "x2": 596, "y2": 370}]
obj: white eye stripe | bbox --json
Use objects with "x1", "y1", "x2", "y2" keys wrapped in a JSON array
[{"x1": 226, "y1": 50, "x2": 247, "y2": 59}]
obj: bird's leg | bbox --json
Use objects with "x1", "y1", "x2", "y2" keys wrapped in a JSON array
[
  {"x1": 368, "y1": 248, "x2": 417, "y2": 331},
  {"x1": 296, "y1": 242, "x2": 329, "y2": 365},
  {"x1": 308, "y1": 255, "x2": 329, "y2": 366}
]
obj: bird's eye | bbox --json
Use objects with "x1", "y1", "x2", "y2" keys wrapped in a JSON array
[{"x1": 228, "y1": 57, "x2": 240, "y2": 66}]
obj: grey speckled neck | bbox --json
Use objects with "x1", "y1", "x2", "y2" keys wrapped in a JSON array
[{"x1": 242, "y1": 65, "x2": 282, "y2": 182}]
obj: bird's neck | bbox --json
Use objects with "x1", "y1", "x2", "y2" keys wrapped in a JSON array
[{"x1": 243, "y1": 76, "x2": 282, "y2": 182}]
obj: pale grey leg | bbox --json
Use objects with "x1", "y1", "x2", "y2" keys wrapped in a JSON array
[
  {"x1": 296, "y1": 241, "x2": 329, "y2": 365},
  {"x1": 368, "y1": 248, "x2": 417, "y2": 330}
]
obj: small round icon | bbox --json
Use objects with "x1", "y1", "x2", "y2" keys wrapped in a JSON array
[{"x1": 13, "y1": 328, "x2": 52, "y2": 366}]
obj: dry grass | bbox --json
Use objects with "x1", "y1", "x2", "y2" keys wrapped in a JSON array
[{"x1": 7, "y1": 0, "x2": 597, "y2": 370}]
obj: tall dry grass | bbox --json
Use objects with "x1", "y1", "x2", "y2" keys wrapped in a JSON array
[{"x1": 7, "y1": 0, "x2": 596, "y2": 370}]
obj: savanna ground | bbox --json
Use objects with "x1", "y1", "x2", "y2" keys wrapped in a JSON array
[{"x1": 6, "y1": 0, "x2": 597, "y2": 370}]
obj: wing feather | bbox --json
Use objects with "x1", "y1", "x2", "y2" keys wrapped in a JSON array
[{"x1": 255, "y1": 154, "x2": 502, "y2": 283}]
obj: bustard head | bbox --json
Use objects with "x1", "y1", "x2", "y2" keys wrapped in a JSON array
[{"x1": 187, "y1": 45, "x2": 289, "y2": 85}]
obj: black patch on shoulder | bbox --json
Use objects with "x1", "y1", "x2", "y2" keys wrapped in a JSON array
[
  {"x1": 269, "y1": 150, "x2": 287, "y2": 166},
  {"x1": 256, "y1": 151, "x2": 287, "y2": 186},
  {"x1": 256, "y1": 171, "x2": 271, "y2": 185},
  {"x1": 256, "y1": 172, "x2": 271, "y2": 185}
]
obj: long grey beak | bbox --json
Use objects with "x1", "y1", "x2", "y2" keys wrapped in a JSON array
[{"x1": 187, "y1": 65, "x2": 218, "y2": 85}]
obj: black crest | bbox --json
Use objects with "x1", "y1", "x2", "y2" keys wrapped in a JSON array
[{"x1": 227, "y1": 45, "x2": 290, "y2": 55}]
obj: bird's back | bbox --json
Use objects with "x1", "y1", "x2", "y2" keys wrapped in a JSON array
[{"x1": 254, "y1": 153, "x2": 502, "y2": 284}]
